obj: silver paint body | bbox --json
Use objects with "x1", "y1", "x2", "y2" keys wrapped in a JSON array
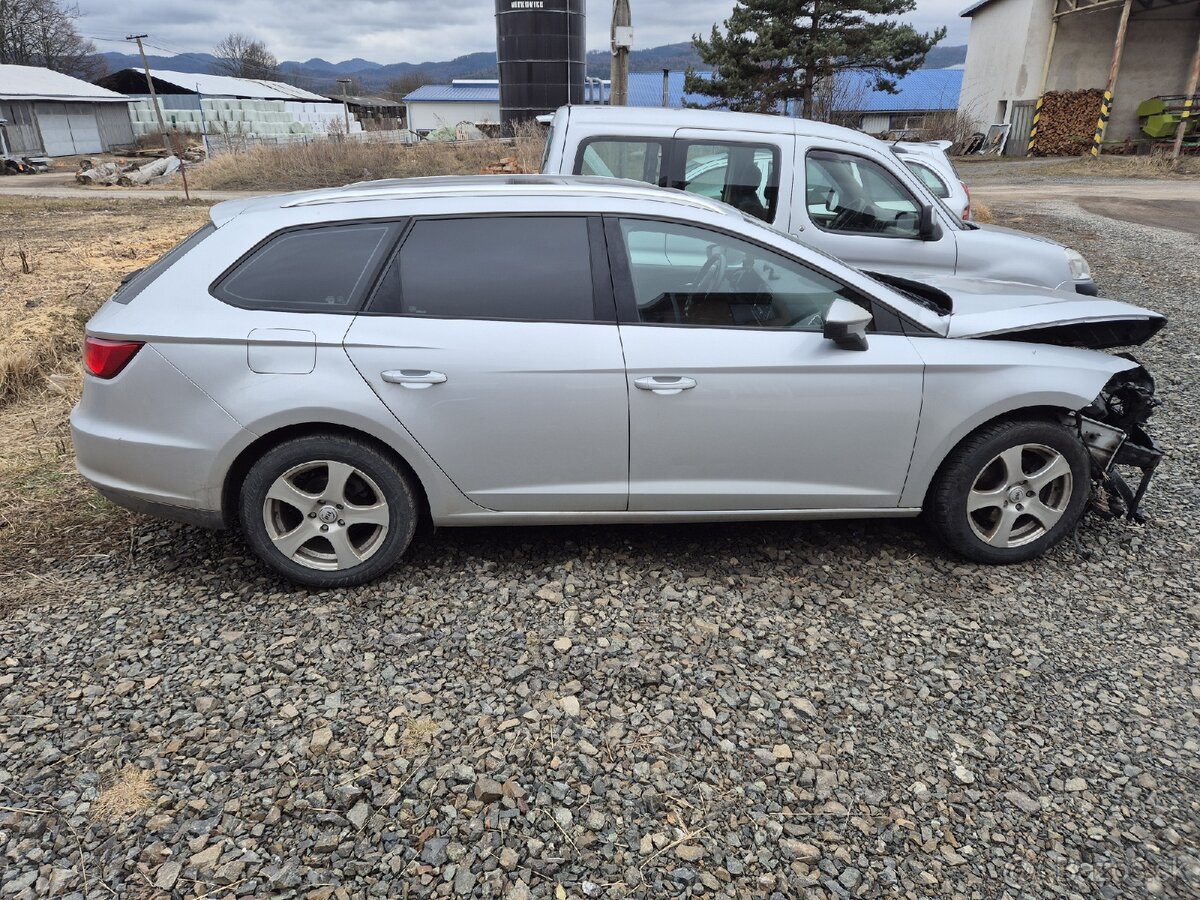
[
  {"x1": 541, "y1": 105, "x2": 1092, "y2": 293},
  {"x1": 72, "y1": 176, "x2": 1161, "y2": 530}
]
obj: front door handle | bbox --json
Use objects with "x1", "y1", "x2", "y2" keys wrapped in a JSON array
[
  {"x1": 633, "y1": 375, "x2": 697, "y2": 395},
  {"x1": 381, "y1": 369, "x2": 447, "y2": 389}
]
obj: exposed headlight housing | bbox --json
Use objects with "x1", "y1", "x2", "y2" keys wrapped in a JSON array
[{"x1": 1066, "y1": 248, "x2": 1092, "y2": 281}]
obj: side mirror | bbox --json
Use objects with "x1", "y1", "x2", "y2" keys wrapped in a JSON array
[
  {"x1": 823, "y1": 299, "x2": 872, "y2": 351},
  {"x1": 918, "y1": 203, "x2": 941, "y2": 241}
]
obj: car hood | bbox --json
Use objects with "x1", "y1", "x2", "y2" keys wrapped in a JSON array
[{"x1": 876, "y1": 273, "x2": 1167, "y2": 349}]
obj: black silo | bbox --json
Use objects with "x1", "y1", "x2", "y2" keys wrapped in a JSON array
[{"x1": 494, "y1": 0, "x2": 585, "y2": 129}]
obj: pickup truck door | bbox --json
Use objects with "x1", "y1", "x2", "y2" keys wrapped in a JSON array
[{"x1": 791, "y1": 141, "x2": 958, "y2": 277}]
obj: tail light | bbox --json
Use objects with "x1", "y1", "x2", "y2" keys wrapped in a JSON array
[
  {"x1": 84, "y1": 335, "x2": 143, "y2": 379},
  {"x1": 961, "y1": 181, "x2": 971, "y2": 220}
]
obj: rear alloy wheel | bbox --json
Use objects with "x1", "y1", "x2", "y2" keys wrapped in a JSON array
[
  {"x1": 240, "y1": 435, "x2": 417, "y2": 588},
  {"x1": 929, "y1": 419, "x2": 1091, "y2": 564}
]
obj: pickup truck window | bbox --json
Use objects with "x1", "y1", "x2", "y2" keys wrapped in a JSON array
[
  {"x1": 806, "y1": 150, "x2": 922, "y2": 239},
  {"x1": 579, "y1": 138, "x2": 665, "y2": 184},
  {"x1": 674, "y1": 142, "x2": 779, "y2": 224}
]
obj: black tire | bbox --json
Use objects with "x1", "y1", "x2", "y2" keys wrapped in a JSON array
[
  {"x1": 928, "y1": 418, "x2": 1091, "y2": 564},
  {"x1": 239, "y1": 434, "x2": 418, "y2": 588}
]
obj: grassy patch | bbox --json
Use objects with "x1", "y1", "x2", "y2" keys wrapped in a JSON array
[
  {"x1": 188, "y1": 126, "x2": 547, "y2": 192},
  {"x1": 0, "y1": 197, "x2": 211, "y2": 403}
]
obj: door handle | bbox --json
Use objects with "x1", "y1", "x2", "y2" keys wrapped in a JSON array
[
  {"x1": 633, "y1": 375, "x2": 697, "y2": 395},
  {"x1": 381, "y1": 369, "x2": 447, "y2": 389}
]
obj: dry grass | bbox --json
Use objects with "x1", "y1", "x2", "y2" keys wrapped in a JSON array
[
  {"x1": 957, "y1": 153, "x2": 1200, "y2": 179},
  {"x1": 189, "y1": 126, "x2": 548, "y2": 192},
  {"x1": 90, "y1": 765, "x2": 154, "y2": 823},
  {"x1": 0, "y1": 197, "x2": 211, "y2": 402},
  {"x1": 971, "y1": 199, "x2": 995, "y2": 224}
]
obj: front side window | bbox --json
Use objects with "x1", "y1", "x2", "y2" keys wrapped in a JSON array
[
  {"x1": 617, "y1": 218, "x2": 866, "y2": 330},
  {"x1": 579, "y1": 139, "x2": 664, "y2": 184},
  {"x1": 369, "y1": 216, "x2": 594, "y2": 322},
  {"x1": 214, "y1": 223, "x2": 395, "y2": 311},
  {"x1": 675, "y1": 142, "x2": 779, "y2": 223},
  {"x1": 903, "y1": 160, "x2": 950, "y2": 199},
  {"x1": 806, "y1": 150, "x2": 922, "y2": 238}
]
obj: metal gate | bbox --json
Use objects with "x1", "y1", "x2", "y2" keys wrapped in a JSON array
[
  {"x1": 33, "y1": 102, "x2": 103, "y2": 156},
  {"x1": 1007, "y1": 101, "x2": 1036, "y2": 157}
]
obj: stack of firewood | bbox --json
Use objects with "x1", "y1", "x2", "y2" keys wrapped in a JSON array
[
  {"x1": 1031, "y1": 89, "x2": 1105, "y2": 156},
  {"x1": 480, "y1": 156, "x2": 530, "y2": 175}
]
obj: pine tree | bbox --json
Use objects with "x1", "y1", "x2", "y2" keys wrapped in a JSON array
[{"x1": 684, "y1": 0, "x2": 947, "y2": 117}]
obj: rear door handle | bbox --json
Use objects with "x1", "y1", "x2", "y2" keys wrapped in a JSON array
[
  {"x1": 381, "y1": 369, "x2": 447, "y2": 389},
  {"x1": 633, "y1": 375, "x2": 697, "y2": 395}
]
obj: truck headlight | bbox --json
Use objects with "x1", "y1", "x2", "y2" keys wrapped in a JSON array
[{"x1": 1066, "y1": 248, "x2": 1092, "y2": 281}]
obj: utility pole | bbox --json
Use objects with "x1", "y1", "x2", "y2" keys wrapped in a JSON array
[
  {"x1": 338, "y1": 78, "x2": 352, "y2": 137},
  {"x1": 1171, "y1": 30, "x2": 1200, "y2": 159},
  {"x1": 611, "y1": 0, "x2": 632, "y2": 106},
  {"x1": 128, "y1": 34, "x2": 188, "y2": 199}
]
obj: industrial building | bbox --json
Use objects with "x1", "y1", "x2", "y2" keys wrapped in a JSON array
[
  {"x1": 0, "y1": 64, "x2": 134, "y2": 157},
  {"x1": 835, "y1": 69, "x2": 964, "y2": 136},
  {"x1": 403, "y1": 81, "x2": 504, "y2": 135},
  {"x1": 959, "y1": 0, "x2": 1200, "y2": 153},
  {"x1": 95, "y1": 69, "x2": 362, "y2": 142}
]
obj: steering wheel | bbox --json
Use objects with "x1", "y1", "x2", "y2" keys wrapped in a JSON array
[
  {"x1": 830, "y1": 197, "x2": 872, "y2": 232},
  {"x1": 685, "y1": 250, "x2": 727, "y2": 319}
]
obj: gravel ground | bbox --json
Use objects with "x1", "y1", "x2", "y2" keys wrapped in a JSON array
[{"x1": 1, "y1": 200, "x2": 1198, "y2": 899}]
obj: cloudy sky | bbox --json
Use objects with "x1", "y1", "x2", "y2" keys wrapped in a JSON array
[{"x1": 78, "y1": 0, "x2": 970, "y2": 65}]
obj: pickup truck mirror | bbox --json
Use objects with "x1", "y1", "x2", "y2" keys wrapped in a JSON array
[
  {"x1": 823, "y1": 299, "x2": 872, "y2": 351},
  {"x1": 918, "y1": 203, "x2": 941, "y2": 241}
]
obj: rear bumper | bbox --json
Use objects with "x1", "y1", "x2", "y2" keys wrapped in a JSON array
[{"x1": 71, "y1": 344, "x2": 247, "y2": 530}]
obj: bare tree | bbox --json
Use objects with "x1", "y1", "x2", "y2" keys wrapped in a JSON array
[
  {"x1": 212, "y1": 33, "x2": 278, "y2": 80},
  {"x1": 0, "y1": 0, "x2": 105, "y2": 79},
  {"x1": 382, "y1": 71, "x2": 430, "y2": 101}
]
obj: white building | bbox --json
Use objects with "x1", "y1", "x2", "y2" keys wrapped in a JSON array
[
  {"x1": 403, "y1": 81, "x2": 501, "y2": 135},
  {"x1": 959, "y1": 0, "x2": 1200, "y2": 152},
  {"x1": 0, "y1": 64, "x2": 134, "y2": 157}
]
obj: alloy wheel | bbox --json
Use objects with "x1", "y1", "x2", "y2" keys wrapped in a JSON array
[
  {"x1": 262, "y1": 460, "x2": 390, "y2": 571},
  {"x1": 966, "y1": 443, "x2": 1073, "y2": 548}
]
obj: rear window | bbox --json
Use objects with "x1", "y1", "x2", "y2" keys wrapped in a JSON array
[
  {"x1": 112, "y1": 223, "x2": 215, "y2": 305},
  {"x1": 903, "y1": 160, "x2": 950, "y2": 199},
  {"x1": 213, "y1": 222, "x2": 396, "y2": 312},
  {"x1": 369, "y1": 216, "x2": 595, "y2": 322}
]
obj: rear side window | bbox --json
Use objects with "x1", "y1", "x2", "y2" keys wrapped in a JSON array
[
  {"x1": 214, "y1": 223, "x2": 395, "y2": 312},
  {"x1": 369, "y1": 216, "x2": 595, "y2": 322},
  {"x1": 113, "y1": 223, "x2": 215, "y2": 304},
  {"x1": 903, "y1": 160, "x2": 950, "y2": 199},
  {"x1": 675, "y1": 142, "x2": 780, "y2": 223},
  {"x1": 578, "y1": 138, "x2": 665, "y2": 184}
]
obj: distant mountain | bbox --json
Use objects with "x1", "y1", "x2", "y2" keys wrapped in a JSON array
[
  {"x1": 922, "y1": 44, "x2": 967, "y2": 69},
  {"x1": 98, "y1": 39, "x2": 967, "y2": 96}
]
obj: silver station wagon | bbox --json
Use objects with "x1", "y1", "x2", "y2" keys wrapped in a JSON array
[{"x1": 72, "y1": 176, "x2": 1165, "y2": 588}]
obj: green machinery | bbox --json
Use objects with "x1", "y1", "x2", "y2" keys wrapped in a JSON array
[{"x1": 1137, "y1": 96, "x2": 1198, "y2": 140}]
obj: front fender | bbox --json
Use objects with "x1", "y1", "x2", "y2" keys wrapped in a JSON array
[{"x1": 901, "y1": 339, "x2": 1139, "y2": 507}]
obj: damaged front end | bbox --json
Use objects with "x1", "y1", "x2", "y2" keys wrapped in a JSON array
[{"x1": 1072, "y1": 358, "x2": 1163, "y2": 522}]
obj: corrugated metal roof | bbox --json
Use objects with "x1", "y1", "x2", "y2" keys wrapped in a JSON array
[
  {"x1": 836, "y1": 69, "x2": 962, "y2": 113},
  {"x1": 0, "y1": 64, "x2": 130, "y2": 102},
  {"x1": 404, "y1": 83, "x2": 502, "y2": 103},
  {"x1": 118, "y1": 69, "x2": 330, "y2": 101}
]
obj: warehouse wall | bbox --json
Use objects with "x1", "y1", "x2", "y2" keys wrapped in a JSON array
[
  {"x1": 0, "y1": 100, "x2": 44, "y2": 154},
  {"x1": 962, "y1": 0, "x2": 1200, "y2": 145},
  {"x1": 1047, "y1": 6, "x2": 1200, "y2": 143},
  {"x1": 95, "y1": 103, "x2": 135, "y2": 150},
  {"x1": 406, "y1": 102, "x2": 501, "y2": 134},
  {"x1": 959, "y1": 0, "x2": 1052, "y2": 133}
]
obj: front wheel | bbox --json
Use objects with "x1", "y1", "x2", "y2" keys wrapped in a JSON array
[
  {"x1": 239, "y1": 434, "x2": 418, "y2": 588},
  {"x1": 928, "y1": 419, "x2": 1091, "y2": 564}
]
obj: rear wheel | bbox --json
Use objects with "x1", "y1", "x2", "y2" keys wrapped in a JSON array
[
  {"x1": 239, "y1": 434, "x2": 417, "y2": 588},
  {"x1": 929, "y1": 419, "x2": 1091, "y2": 564}
]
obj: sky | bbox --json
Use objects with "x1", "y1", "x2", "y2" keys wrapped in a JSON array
[{"x1": 78, "y1": 0, "x2": 971, "y2": 66}]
